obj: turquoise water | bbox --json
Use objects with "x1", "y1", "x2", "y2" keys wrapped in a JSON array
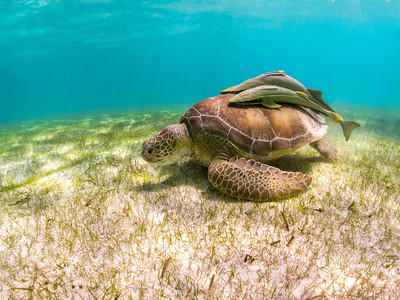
[{"x1": 0, "y1": 0, "x2": 399, "y2": 123}]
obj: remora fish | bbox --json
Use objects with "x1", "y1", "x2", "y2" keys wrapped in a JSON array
[
  {"x1": 229, "y1": 85, "x2": 343, "y2": 125},
  {"x1": 221, "y1": 71, "x2": 359, "y2": 140},
  {"x1": 221, "y1": 71, "x2": 333, "y2": 109}
]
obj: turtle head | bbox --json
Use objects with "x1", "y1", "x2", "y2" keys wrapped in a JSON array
[{"x1": 142, "y1": 124, "x2": 191, "y2": 166}]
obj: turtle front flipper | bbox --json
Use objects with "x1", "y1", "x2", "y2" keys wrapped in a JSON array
[{"x1": 208, "y1": 157, "x2": 312, "y2": 201}]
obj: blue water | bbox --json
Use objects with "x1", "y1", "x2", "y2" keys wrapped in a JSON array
[{"x1": 1, "y1": 0, "x2": 399, "y2": 123}]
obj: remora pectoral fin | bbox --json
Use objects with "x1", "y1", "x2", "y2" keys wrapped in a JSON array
[
  {"x1": 260, "y1": 98, "x2": 281, "y2": 108},
  {"x1": 295, "y1": 91, "x2": 312, "y2": 102}
]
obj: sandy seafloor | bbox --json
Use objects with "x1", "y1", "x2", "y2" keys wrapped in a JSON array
[{"x1": 0, "y1": 102, "x2": 399, "y2": 298}]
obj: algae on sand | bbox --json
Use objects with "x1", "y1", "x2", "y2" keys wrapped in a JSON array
[{"x1": 0, "y1": 105, "x2": 400, "y2": 298}]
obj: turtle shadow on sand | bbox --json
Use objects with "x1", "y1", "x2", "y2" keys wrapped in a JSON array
[
  {"x1": 136, "y1": 153, "x2": 326, "y2": 202},
  {"x1": 269, "y1": 154, "x2": 326, "y2": 174}
]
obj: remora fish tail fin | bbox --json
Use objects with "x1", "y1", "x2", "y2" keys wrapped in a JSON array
[
  {"x1": 306, "y1": 88, "x2": 360, "y2": 140},
  {"x1": 340, "y1": 120, "x2": 360, "y2": 141},
  {"x1": 307, "y1": 88, "x2": 335, "y2": 111}
]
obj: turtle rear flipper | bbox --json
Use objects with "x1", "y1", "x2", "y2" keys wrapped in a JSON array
[
  {"x1": 208, "y1": 157, "x2": 312, "y2": 201},
  {"x1": 309, "y1": 136, "x2": 338, "y2": 162}
]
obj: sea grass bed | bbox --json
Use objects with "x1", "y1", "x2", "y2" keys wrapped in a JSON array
[{"x1": 0, "y1": 103, "x2": 399, "y2": 298}]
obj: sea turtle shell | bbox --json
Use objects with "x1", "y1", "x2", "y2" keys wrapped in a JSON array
[{"x1": 180, "y1": 94, "x2": 327, "y2": 163}]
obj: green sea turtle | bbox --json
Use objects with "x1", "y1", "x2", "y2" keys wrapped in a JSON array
[
  {"x1": 142, "y1": 94, "x2": 338, "y2": 201},
  {"x1": 221, "y1": 70, "x2": 360, "y2": 141}
]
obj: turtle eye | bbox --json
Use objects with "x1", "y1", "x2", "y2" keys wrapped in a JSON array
[{"x1": 146, "y1": 147, "x2": 154, "y2": 155}]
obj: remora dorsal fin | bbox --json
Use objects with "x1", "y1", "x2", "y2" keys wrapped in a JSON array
[{"x1": 307, "y1": 88, "x2": 335, "y2": 111}]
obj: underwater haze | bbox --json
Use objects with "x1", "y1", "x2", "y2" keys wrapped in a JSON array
[
  {"x1": 3, "y1": 2, "x2": 400, "y2": 298},
  {"x1": 0, "y1": 0, "x2": 400, "y2": 123}
]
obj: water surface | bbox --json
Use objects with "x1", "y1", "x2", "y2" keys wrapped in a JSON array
[{"x1": 0, "y1": 0, "x2": 399, "y2": 123}]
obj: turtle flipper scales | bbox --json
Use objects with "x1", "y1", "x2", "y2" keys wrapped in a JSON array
[{"x1": 208, "y1": 157, "x2": 312, "y2": 201}]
